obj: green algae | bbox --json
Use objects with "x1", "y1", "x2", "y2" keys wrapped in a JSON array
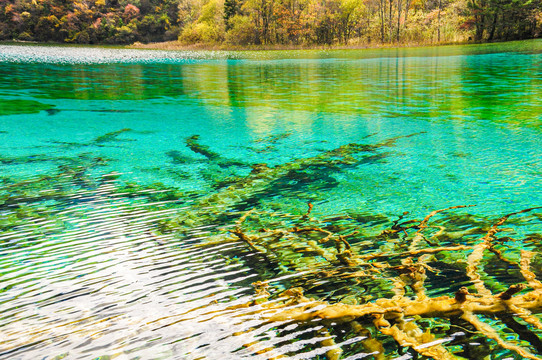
[{"x1": 0, "y1": 99, "x2": 55, "y2": 116}]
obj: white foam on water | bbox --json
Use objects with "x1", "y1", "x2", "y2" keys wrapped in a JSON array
[{"x1": 0, "y1": 44, "x2": 238, "y2": 64}]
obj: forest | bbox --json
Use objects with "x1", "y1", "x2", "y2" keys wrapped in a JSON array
[{"x1": 0, "y1": 0, "x2": 540, "y2": 47}]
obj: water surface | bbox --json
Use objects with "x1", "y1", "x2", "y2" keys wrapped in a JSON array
[{"x1": 0, "y1": 41, "x2": 541, "y2": 359}]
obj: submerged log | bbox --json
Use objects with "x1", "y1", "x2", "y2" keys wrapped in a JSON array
[{"x1": 175, "y1": 132, "x2": 425, "y2": 225}]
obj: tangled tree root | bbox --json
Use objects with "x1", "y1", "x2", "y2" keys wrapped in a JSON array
[{"x1": 197, "y1": 206, "x2": 542, "y2": 359}]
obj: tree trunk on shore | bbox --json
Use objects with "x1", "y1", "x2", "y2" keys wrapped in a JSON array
[
  {"x1": 388, "y1": 0, "x2": 393, "y2": 42},
  {"x1": 437, "y1": 0, "x2": 442, "y2": 42},
  {"x1": 380, "y1": 0, "x2": 386, "y2": 42},
  {"x1": 397, "y1": 0, "x2": 403, "y2": 42}
]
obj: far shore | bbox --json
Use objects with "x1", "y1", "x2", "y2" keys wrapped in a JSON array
[
  {"x1": 2, "y1": 38, "x2": 538, "y2": 53},
  {"x1": 127, "y1": 39, "x2": 475, "y2": 52}
]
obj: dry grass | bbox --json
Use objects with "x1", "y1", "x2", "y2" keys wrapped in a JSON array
[{"x1": 127, "y1": 39, "x2": 473, "y2": 52}]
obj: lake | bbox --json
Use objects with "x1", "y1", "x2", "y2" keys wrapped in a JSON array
[{"x1": 0, "y1": 41, "x2": 541, "y2": 360}]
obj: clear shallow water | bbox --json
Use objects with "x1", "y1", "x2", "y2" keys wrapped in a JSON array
[{"x1": 0, "y1": 41, "x2": 541, "y2": 359}]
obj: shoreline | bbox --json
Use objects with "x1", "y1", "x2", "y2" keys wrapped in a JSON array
[
  {"x1": 1, "y1": 38, "x2": 539, "y2": 54},
  {"x1": 127, "y1": 39, "x2": 474, "y2": 52},
  {"x1": 0, "y1": 38, "x2": 487, "y2": 52},
  {"x1": 125, "y1": 37, "x2": 541, "y2": 52}
]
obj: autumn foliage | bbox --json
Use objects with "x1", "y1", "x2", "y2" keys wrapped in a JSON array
[{"x1": 0, "y1": 0, "x2": 540, "y2": 45}]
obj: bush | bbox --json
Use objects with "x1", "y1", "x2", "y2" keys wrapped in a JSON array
[
  {"x1": 164, "y1": 26, "x2": 181, "y2": 40},
  {"x1": 17, "y1": 31, "x2": 33, "y2": 41},
  {"x1": 74, "y1": 29, "x2": 90, "y2": 43},
  {"x1": 225, "y1": 15, "x2": 257, "y2": 45},
  {"x1": 179, "y1": 22, "x2": 221, "y2": 43},
  {"x1": 34, "y1": 15, "x2": 61, "y2": 42},
  {"x1": 138, "y1": 13, "x2": 169, "y2": 41},
  {"x1": 112, "y1": 24, "x2": 137, "y2": 43},
  {"x1": 123, "y1": 4, "x2": 140, "y2": 23},
  {"x1": 0, "y1": 23, "x2": 10, "y2": 40}
]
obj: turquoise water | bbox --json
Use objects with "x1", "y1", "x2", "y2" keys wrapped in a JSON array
[{"x1": 0, "y1": 41, "x2": 541, "y2": 359}]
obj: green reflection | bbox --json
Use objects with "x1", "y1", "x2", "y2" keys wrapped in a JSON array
[
  {"x1": 0, "y1": 99, "x2": 55, "y2": 116},
  {"x1": 0, "y1": 40, "x2": 540, "y2": 128}
]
